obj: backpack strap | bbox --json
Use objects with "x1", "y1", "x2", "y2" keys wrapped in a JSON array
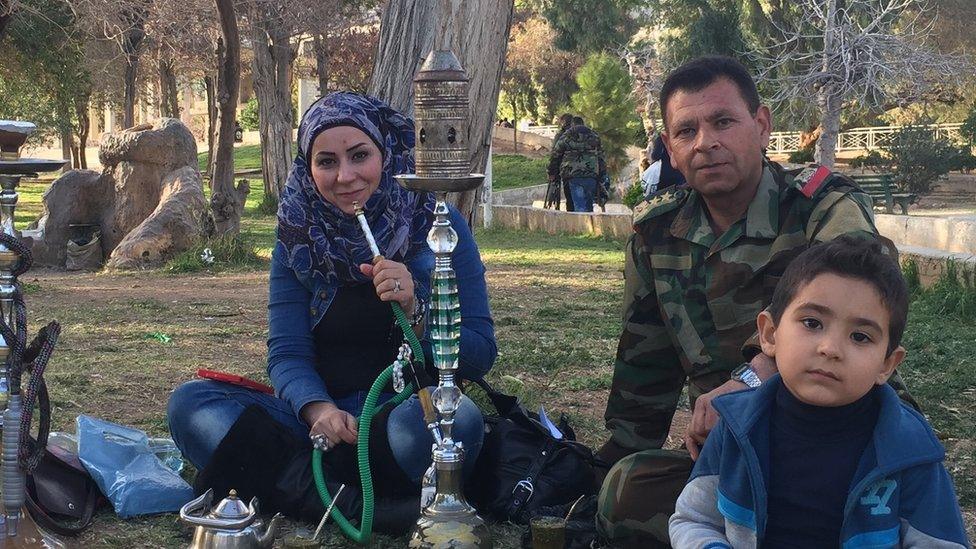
[{"x1": 507, "y1": 436, "x2": 556, "y2": 522}]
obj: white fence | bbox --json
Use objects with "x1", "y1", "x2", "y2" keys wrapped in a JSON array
[{"x1": 767, "y1": 123, "x2": 965, "y2": 154}]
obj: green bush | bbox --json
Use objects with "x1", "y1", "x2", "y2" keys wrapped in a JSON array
[
  {"x1": 885, "y1": 122, "x2": 957, "y2": 194},
  {"x1": 960, "y1": 103, "x2": 976, "y2": 146},
  {"x1": 166, "y1": 235, "x2": 264, "y2": 273},
  {"x1": 849, "y1": 150, "x2": 888, "y2": 171},
  {"x1": 949, "y1": 146, "x2": 976, "y2": 173},
  {"x1": 239, "y1": 98, "x2": 259, "y2": 131},
  {"x1": 787, "y1": 145, "x2": 814, "y2": 164},
  {"x1": 622, "y1": 180, "x2": 645, "y2": 209}
]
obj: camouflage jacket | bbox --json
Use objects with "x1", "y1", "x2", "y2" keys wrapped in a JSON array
[
  {"x1": 616, "y1": 162, "x2": 878, "y2": 383},
  {"x1": 547, "y1": 125, "x2": 607, "y2": 180}
]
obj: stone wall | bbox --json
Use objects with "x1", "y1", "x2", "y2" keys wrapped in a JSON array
[
  {"x1": 490, "y1": 205, "x2": 633, "y2": 238},
  {"x1": 492, "y1": 127, "x2": 554, "y2": 151},
  {"x1": 874, "y1": 214, "x2": 976, "y2": 255}
]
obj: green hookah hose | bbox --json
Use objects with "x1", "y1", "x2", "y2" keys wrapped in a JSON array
[{"x1": 312, "y1": 301, "x2": 425, "y2": 543}]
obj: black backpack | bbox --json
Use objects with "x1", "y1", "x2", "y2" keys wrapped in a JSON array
[{"x1": 466, "y1": 380, "x2": 599, "y2": 524}]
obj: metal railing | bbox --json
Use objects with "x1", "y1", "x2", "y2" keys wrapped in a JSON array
[{"x1": 767, "y1": 123, "x2": 966, "y2": 154}]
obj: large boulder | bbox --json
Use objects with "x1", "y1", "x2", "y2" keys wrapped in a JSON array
[
  {"x1": 100, "y1": 118, "x2": 199, "y2": 252},
  {"x1": 29, "y1": 118, "x2": 206, "y2": 270},
  {"x1": 106, "y1": 166, "x2": 207, "y2": 269}
]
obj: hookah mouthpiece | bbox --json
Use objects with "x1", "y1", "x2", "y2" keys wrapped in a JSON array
[{"x1": 352, "y1": 202, "x2": 382, "y2": 261}]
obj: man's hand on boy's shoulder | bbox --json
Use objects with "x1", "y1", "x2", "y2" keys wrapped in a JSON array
[{"x1": 684, "y1": 353, "x2": 777, "y2": 460}]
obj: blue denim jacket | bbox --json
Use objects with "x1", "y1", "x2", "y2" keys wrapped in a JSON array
[{"x1": 267, "y1": 205, "x2": 496, "y2": 420}]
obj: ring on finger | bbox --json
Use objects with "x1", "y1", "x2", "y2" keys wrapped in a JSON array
[
  {"x1": 311, "y1": 433, "x2": 333, "y2": 452},
  {"x1": 393, "y1": 278, "x2": 402, "y2": 294}
]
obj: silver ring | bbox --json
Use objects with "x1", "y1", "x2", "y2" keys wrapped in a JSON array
[
  {"x1": 311, "y1": 433, "x2": 333, "y2": 452},
  {"x1": 393, "y1": 279, "x2": 402, "y2": 294}
]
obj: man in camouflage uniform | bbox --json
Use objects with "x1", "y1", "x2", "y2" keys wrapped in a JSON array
[
  {"x1": 547, "y1": 116, "x2": 606, "y2": 212},
  {"x1": 595, "y1": 56, "x2": 915, "y2": 547},
  {"x1": 546, "y1": 113, "x2": 575, "y2": 211}
]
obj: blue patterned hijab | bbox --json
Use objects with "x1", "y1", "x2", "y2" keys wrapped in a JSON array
[{"x1": 275, "y1": 92, "x2": 435, "y2": 290}]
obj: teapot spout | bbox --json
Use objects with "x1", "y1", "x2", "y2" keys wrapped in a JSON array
[{"x1": 256, "y1": 513, "x2": 282, "y2": 548}]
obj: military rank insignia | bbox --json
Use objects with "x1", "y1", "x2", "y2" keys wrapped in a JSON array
[{"x1": 796, "y1": 165, "x2": 831, "y2": 198}]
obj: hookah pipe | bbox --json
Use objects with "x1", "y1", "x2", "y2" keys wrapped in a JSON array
[
  {"x1": 0, "y1": 231, "x2": 57, "y2": 536},
  {"x1": 351, "y1": 203, "x2": 439, "y2": 427},
  {"x1": 310, "y1": 203, "x2": 435, "y2": 544}
]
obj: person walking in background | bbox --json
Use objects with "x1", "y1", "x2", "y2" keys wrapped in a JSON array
[
  {"x1": 545, "y1": 113, "x2": 575, "y2": 211},
  {"x1": 547, "y1": 116, "x2": 607, "y2": 213}
]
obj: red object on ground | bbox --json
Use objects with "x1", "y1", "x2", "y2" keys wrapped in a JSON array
[{"x1": 196, "y1": 369, "x2": 275, "y2": 395}]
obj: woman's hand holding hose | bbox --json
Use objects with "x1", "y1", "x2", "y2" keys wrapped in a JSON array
[
  {"x1": 360, "y1": 259, "x2": 415, "y2": 313},
  {"x1": 303, "y1": 401, "x2": 358, "y2": 448}
]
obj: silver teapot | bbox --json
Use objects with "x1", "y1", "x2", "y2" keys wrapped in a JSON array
[{"x1": 180, "y1": 488, "x2": 281, "y2": 549}]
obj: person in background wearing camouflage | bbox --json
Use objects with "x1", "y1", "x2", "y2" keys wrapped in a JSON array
[
  {"x1": 547, "y1": 115, "x2": 607, "y2": 212},
  {"x1": 546, "y1": 113, "x2": 575, "y2": 211},
  {"x1": 595, "y1": 55, "x2": 916, "y2": 547}
]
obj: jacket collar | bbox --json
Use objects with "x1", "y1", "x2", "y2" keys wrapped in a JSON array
[
  {"x1": 712, "y1": 375, "x2": 945, "y2": 471},
  {"x1": 670, "y1": 162, "x2": 781, "y2": 247}
]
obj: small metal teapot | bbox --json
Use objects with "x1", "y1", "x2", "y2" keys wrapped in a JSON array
[{"x1": 180, "y1": 488, "x2": 281, "y2": 549}]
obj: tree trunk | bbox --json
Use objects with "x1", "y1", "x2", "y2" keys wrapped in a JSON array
[
  {"x1": 123, "y1": 58, "x2": 139, "y2": 129},
  {"x1": 75, "y1": 92, "x2": 90, "y2": 170},
  {"x1": 815, "y1": 88, "x2": 841, "y2": 168},
  {"x1": 313, "y1": 32, "x2": 329, "y2": 95},
  {"x1": 0, "y1": 12, "x2": 11, "y2": 44},
  {"x1": 250, "y1": 11, "x2": 294, "y2": 203},
  {"x1": 157, "y1": 51, "x2": 180, "y2": 118},
  {"x1": 368, "y1": 0, "x2": 515, "y2": 225},
  {"x1": 205, "y1": 75, "x2": 217, "y2": 183},
  {"x1": 211, "y1": 0, "x2": 248, "y2": 235},
  {"x1": 120, "y1": 14, "x2": 146, "y2": 129},
  {"x1": 814, "y1": 0, "x2": 840, "y2": 169}
]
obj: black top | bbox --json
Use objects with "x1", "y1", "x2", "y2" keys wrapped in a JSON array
[
  {"x1": 313, "y1": 283, "x2": 400, "y2": 399},
  {"x1": 764, "y1": 383, "x2": 880, "y2": 547}
]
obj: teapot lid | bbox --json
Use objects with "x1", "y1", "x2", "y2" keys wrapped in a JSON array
[{"x1": 212, "y1": 489, "x2": 252, "y2": 521}]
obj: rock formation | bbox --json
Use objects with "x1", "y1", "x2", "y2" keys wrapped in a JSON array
[{"x1": 29, "y1": 119, "x2": 207, "y2": 269}]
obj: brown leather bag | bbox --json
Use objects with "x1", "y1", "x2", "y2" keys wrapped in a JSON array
[{"x1": 25, "y1": 444, "x2": 103, "y2": 536}]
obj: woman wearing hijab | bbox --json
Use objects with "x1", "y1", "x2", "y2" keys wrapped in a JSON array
[{"x1": 167, "y1": 92, "x2": 496, "y2": 493}]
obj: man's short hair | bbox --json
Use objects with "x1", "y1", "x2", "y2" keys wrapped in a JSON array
[
  {"x1": 572, "y1": 116, "x2": 584, "y2": 126},
  {"x1": 659, "y1": 55, "x2": 760, "y2": 128},
  {"x1": 766, "y1": 235, "x2": 908, "y2": 355},
  {"x1": 558, "y1": 113, "x2": 573, "y2": 127}
]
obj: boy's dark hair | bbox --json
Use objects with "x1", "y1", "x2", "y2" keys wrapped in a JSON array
[
  {"x1": 659, "y1": 55, "x2": 760, "y2": 128},
  {"x1": 767, "y1": 235, "x2": 908, "y2": 354},
  {"x1": 558, "y1": 113, "x2": 573, "y2": 128},
  {"x1": 572, "y1": 116, "x2": 584, "y2": 126}
]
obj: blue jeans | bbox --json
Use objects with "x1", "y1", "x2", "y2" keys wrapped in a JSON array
[
  {"x1": 567, "y1": 177, "x2": 597, "y2": 212},
  {"x1": 167, "y1": 380, "x2": 485, "y2": 484}
]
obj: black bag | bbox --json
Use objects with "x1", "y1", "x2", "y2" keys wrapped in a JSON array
[
  {"x1": 467, "y1": 380, "x2": 599, "y2": 524},
  {"x1": 25, "y1": 443, "x2": 103, "y2": 536}
]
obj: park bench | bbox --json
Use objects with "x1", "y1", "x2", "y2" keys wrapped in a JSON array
[{"x1": 849, "y1": 173, "x2": 917, "y2": 215}]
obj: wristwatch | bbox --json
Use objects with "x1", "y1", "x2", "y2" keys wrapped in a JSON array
[{"x1": 731, "y1": 363, "x2": 762, "y2": 388}]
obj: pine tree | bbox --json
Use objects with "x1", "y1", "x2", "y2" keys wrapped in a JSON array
[{"x1": 570, "y1": 53, "x2": 643, "y2": 174}]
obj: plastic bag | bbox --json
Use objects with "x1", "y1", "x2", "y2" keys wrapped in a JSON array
[
  {"x1": 65, "y1": 232, "x2": 102, "y2": 271},
  {"x1": 76, "y1": 415, "x2": 193, "y2": 518}
]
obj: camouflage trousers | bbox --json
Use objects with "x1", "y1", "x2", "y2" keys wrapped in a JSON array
[{"x1": 596, "y1": 448, "x2": 693, "y2": 548}]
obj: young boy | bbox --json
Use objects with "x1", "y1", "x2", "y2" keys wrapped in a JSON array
[{"x1": 669, "y1": 235, "x2": 970, "y2": 548}]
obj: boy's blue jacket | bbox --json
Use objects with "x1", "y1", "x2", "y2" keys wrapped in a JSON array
[{"x1": 669, "y1": 375, "x2": 970, "y2": 549}]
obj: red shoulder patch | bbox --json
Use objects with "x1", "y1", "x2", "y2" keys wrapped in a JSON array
[{"x1": 799, "y1": 165, "x2": 831, "y2": 198}]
